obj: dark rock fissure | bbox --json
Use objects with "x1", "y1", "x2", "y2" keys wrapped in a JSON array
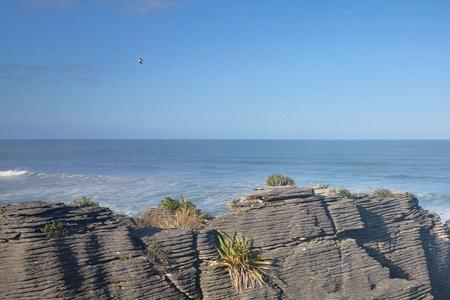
[
  {"x1": 84, "y1": 233, "x2": 113, "y2": 298},
  {"x1": 55, "y1": 238, "x2": 85, "y2": 293},
  {"x1": 191, "y1": 232, "x2": 203, "y2": 300}
]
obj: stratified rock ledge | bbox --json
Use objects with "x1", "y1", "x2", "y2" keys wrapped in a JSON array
[{"x1": 1, "y1": 187, "x2": 450, "y2": 300}]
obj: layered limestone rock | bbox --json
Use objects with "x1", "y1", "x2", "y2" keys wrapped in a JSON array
[
  {"x1": 0, "y1": 202, "x2": 188, "y2": 300},
  {"x1": 1, "y1": 187, "x2": 449, "y2": 299}
]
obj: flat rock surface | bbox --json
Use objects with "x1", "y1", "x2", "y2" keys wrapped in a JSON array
[{"x1": 1, "y1": 187, "x2": 449, "y2": 299}]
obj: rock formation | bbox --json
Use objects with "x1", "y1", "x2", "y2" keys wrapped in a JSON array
[{"x1": 1, "y1": 187, "x2": 449, "y2": 299}]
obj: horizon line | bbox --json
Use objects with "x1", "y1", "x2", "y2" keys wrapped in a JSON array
[{"x1": 1, "y1": 138, "x2": 450, "y2": 141}]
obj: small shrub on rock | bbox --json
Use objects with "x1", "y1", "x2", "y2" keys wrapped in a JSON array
[
  {"x1": 266, "y1": 174, "x2": 295, "y2": 187},
  {"x1": 178, "y1": 196, "x2": 196, "y2": 211},
  {"x1": 159, "y1": 197, "x2": 180, "y2": 213},
  {"x1": 211, "y1": 230, "x2": 272, "y2": 292},
  {"x1": 159, "y1": 197, "x2": 208, "y2": 230},
  {"x1": 71, "y1": 196, "x2": 99, "y2": 207},
  {"x1": 0, "y1": 207, "x2": 6, "y2": 216},
  {"x1": 136, "y1": 196, "x2": 209, "y2": 231},
  {"x1": 41, "y1": 221, "x2": 69, "y2": 238},
  {"x1": 373, "y1": 188, "x2": 394, "y2": 197},
  {"x1": 171, "y1": 204, "x2": 205, "y2": 230},
  {"x1": 338, "y1": 189, "x2": 352, "y2": 198}
]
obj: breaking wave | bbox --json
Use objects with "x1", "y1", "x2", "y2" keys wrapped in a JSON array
[{"x1": 0, "y1": 170, "x2": 29, "y2": 177}]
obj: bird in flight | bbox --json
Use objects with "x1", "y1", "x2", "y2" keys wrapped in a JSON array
[{"x1": 138, "y1": 57, "x2": 144, "y2": 65}]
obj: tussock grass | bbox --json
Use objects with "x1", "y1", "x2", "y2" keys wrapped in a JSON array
[
  {"x1": 135, "y1": 208, "x2": 164, "y2": 228},
  {"x1": 373, "y1": 188, "x2": 394, "y2": 197},
  {"x1": 159, "y1": 197, "x2": 208, "y2": 230},
  {"x1": 71, "y1": 196, "x2": 99, "y2": 207},
  {"x1": 41, "y1": 221, "x2": 69, "y2": 238},
  {"x1": 159, "y1": 197, "x2": 179, "y2": 213},
  {"x1": 338, "y1": 189, "x2": 352, "y2": 198},
  {"x1": 136, "y1": 196, "x2": 209, "y2": 231},
  {"x1": 211, "y1": 231, "x2": 272, "y2": 292},
  {"x1": 266, "y1": 174, "x2": 295, "y2": 187}
]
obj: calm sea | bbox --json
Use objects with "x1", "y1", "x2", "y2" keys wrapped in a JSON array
[{"x1": 1, "y1": 140, "x2": 449, "y2": 220}]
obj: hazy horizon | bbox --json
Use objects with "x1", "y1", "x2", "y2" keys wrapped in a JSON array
[{"x1": 2, "y1": 138, "x2": 450, "y2": 141}]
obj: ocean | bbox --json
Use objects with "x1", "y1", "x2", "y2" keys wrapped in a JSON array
[{"x1": 1, "y1": 140, "x2": 450, "y2": 220}]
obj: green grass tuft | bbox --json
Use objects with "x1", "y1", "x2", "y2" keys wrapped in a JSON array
[
  {"x1": 117, "y1": 254, "x2": 131, "y2": 261},
  {"x1": 338, "y1": 189, "x2": 352, "y2": 198},
  {"x1": 0, "y1": 207, "x2": 5, "y2": 216},
  {"x1": 373, "y1": 188, "x2": 395, "y2": 197},
  {"x1": 159, "y1": 196, "x2": 208, "y2": 230},
  {"x1": 71, "y1": 196, "x2": 99, "y2": 207},
  {"x1": 41, "y1": 221, "x2": 69, "y2": 238},
  {"x1": 159, "y1": 197, "x2": 180, "y2": 213},
  {"x1": 266, "y1": 174, "x2": 295, "y2": 187},
  {"x1": 178, "y1": 195, "x2": 196, "y2": 210},
  {"x1": 137, "y1": 195, "x2": 210, "y2": 231},
  {"x1": 211, "y1": 230, "x2": 272, "y2": 292}
]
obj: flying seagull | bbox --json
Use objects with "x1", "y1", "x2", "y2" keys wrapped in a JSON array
[{"x1": 138, "y1": 57, "x2": 144, "y2": 65}]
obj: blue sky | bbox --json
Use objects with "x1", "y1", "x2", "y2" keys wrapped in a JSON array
[{"x1": 1, "y1": 0, "x2": 450, "y2": 139}]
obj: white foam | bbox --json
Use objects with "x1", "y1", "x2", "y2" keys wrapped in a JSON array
[{"x1": 0, "y1": 170, "x2": 28, "y2": 177}]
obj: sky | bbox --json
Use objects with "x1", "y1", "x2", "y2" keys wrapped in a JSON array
[{"x1": 1, "y1": 0, "x2": 450, "y2": 139}]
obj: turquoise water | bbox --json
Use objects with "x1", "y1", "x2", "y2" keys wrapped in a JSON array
[{"x1": 1, "y1": 140, "x2": 450, "y2": 220}]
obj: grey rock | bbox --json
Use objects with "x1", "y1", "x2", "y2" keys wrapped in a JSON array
[
  {"x1": 1, "y1": 186, "x2": 450, "y2": 299},
  {"x1": 0, "y1": 202, "x2": 187, "y2": 300}
]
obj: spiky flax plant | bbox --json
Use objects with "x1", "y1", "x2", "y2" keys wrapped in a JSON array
[{"x1": 211, "y1": 230, "x2": 272, "y2": 292}]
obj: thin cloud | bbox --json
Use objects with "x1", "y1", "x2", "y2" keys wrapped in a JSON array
[
  {"x1": 0, "y1": 63, "x2": 110, "y2": 85},
  {"x1": 18, "y1": 0, "x2": 184, "y2": 14},
  {"x1": 21, "y1": 0, "x2": 72, "y2": 7}
]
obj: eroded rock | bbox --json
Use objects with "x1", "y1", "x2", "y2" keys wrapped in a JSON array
[{"x1": 1, "y1": 187, "x2": 449, "y2": 299}]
